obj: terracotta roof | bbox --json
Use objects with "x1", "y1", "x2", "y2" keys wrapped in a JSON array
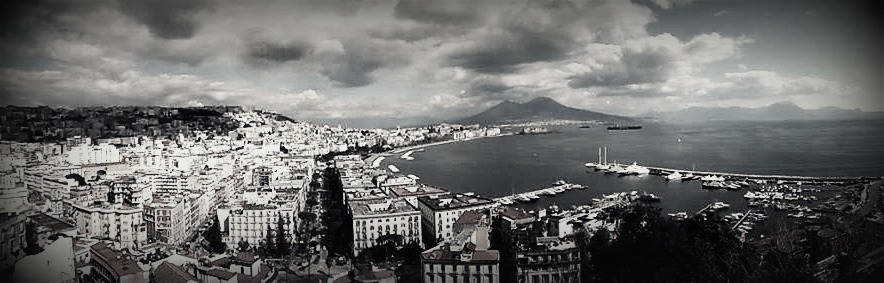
[
  {"x1": 154, "y1": 262, "x2": 197, "y2": 283},
  {"x1": 90, "y1": 242, "x2": 144, "y2": 278},
  {"x1": 204, "y1": 268, "x2": 237, "y2": 280}
]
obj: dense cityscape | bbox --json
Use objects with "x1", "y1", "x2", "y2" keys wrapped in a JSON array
[
  {"x1": 0, "y1": 106, "x2": 881, "y2": 283},
  {"x1": 2, "y1": 0, "x2": 882, "y2": 282}
]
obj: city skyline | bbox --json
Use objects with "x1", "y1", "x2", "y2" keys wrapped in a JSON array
[{"x1": 0, "y1": 0, "x2": 881, "y2": 126}]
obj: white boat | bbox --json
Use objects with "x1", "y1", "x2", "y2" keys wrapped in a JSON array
[
  {"x1": 619, "y1": 162, "x2": 650, "y2": 176},
  {"x1": 606, "y1": 163, "x2": 624, "y2": 174},
  {"x1": 552, "y1": 187, "x2": 566, "y2": 193},
  {"x1": 407, "y1": 174, "x2": 420, "y2": 180},
  {"x1": 668, "y1": 212, "x2": 688, "y2": 220},
  {"x1": 681, "y1": 172, "x2": 695, "y2": 181},
  {"x1": 527, "y1": 194, "x2": 540, "y2": 200},
  {"x1": 499, "y1": 198, "x2": 514, "y2": 205},
  {"x1": 710, "y1": 201, "x2": 731, "y2": 210},
  {"x1": 701, "y1": 175, "x2": 725, "y2": 182},
  {"x1": 387, "y1": 165, "x2": 400, "y2": 173},
  {"x1": 515, "y1": 195, "x2": 533, "y2": 202},
  {"x1": 553, "y1": 180, "x2": 567, "y2": 186},
  {"x1": 665, "y1": 171, "x2": 683, "y2": 181}
]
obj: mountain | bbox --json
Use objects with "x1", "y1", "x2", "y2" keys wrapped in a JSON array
[
  {"x1": 456, "y1": 97, "x2": 631, "y2": 125},
  {"x1": 647, "y1": 102, "x2": 882, "y2": 123}
]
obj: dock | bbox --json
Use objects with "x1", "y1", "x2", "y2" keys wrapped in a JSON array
[
  {"x1": 694, "y1": 203, "x2": 714, "y2": 217},
  {"x1": 493, "y1": 183, "x2": 584, "y2": 204}
]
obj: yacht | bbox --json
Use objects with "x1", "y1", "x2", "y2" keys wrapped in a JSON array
[
  {"x1": 515, "y1": 195, "x2": 533, "y2": 202},
  {"x1": 595, "y1": 147, "x2": 611, "y2": 171},
  {"x1": 553, "y1": 180, "x2": 567, "y2": 186},
  {"x1": 606, "y1": 162, "x2": 624, "y2": 174},
  {"x1": 700, "y1": 175, "x2": 725, "y2": 182},
  {"x1": 665, "y1": 171, "x2": 683, "y2": 181},
  {"x1": 618, "y1": 162, "x2": 650, "y2": 176}
]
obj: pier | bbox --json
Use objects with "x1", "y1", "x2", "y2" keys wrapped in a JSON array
[
  {"x1": 600, "y1": 162, "x2": 879, "y2": 183},
  {"x1": 731, "y1": 209, "x2": 755, "y2": 230}
]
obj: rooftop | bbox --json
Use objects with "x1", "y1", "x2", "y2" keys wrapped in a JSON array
[
  {"x1": 90, "y1": 242, "x2": 145, "y2": 277},
  {"x1": 28, "y1": 212, "x2": 75, "y2": 232},
  {"x1": 154, "y1": 261, "x2": 198, "y2": 283},
  {"x1": 389, "y1": 184, "x2": 448, "y2": 197},
  {"x1": 421, "y1": 242, "x2": 500, "y2": 264},
  {"x1": 418, "y1": 193, "x2": 496, "y2": 211},
  {"x1": 350, "y1": 198, "x2": 419, "y2": 217},
  {"x1": 498, "y1": 206, "x2": 536, "y2": 222}
]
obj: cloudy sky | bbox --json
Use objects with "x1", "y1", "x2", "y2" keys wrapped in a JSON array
[{"x1": 0, "y1": 0, "x2": 880, "y2": 125}]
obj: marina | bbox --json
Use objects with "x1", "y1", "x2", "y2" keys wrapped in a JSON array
[{"x1": 493, "y1": 181, "x2": 588, "y2": 205}]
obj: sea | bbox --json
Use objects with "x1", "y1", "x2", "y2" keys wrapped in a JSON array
[{"x1": 381, "y1": 119, "x2": 884, "y2": 233}]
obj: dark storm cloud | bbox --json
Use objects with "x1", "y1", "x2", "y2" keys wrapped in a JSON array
[
  {"x1": 569, "y1": 42, "x2": 677, "y2": 89},
  {"x1": 465, "y1": 78, "x2": 513, "y2": 97},
  {"x1": 445, "y1": 27, "x2": 569, "y2": 74},
  {"x1": 316, "y1": 40, "x2": 409, "y2": 88},
  {"x1": 117, "y1": 0, "x2": 217, "y2": 40},
  {"x1": 239, "y1": 29, "x2": 309, "y2": 67},
  {"x1": 394, "y1": 0, "x2": 483, "y2": 26}
]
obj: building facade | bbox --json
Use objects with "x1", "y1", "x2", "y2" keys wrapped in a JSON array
[{"x1": 350, "y1": 198, "x2": 422, "y2": 256}]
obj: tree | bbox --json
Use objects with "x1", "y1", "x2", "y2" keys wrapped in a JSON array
[
  {"x1": 23, "y1": 222, "x2": 44, "y2": 255},
  {"x1": 275, "y1": 215, "x2": 291, "y2": 258},
  {"x1": 237, "y1": 238, "x2": 251, "y2": 252},
  {"x1": 261, "y1": 225, "x2": 275, "y2": 257},
  {"x1": 204, "y1": 215, "x2": 227, "y2": 254}
]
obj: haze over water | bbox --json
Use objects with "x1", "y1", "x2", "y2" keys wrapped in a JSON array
[{"x1": 383, "y1": 119, "x2": 884, "y2": 214}]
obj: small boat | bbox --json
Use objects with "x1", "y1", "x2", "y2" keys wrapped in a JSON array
[
  {"x1": 387, "y1": 165, "x2": 400, "y2": 173},
  {"x1": 515, "y1": 195, "x2": 533, "y2": 202},
  {"x1": 499, "y1": 198, "x2": 514, "y2": 205},
  {"x1": 527, "y1": 194, "x2": 540, "y2": 200},
  {"x1": 668, "y1": 212, "x2": 688, "y2": 220},
  {"x1": 552, "y1": 187, "x2": 566, "y2": 194},
  {"x1": 553, "y1": 180, "x2": 567, "y2": 186},
  {"x1": 710, "y1": 202, "x2": 730, "y2": 210}
]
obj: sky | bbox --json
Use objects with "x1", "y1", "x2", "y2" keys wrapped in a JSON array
[{"x1": 0, "y1": 0, "x2": 880, "y2": 126}]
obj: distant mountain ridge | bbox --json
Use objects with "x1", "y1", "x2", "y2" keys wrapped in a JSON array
[
  {"x1": 647, "y1": 102, "x2": 882, "y2": 122},
  {"x1": 456, "y1": 97, "x2": 631, "y2": 125}
]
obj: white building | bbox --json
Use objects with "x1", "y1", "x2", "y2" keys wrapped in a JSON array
[
  {"x1": 223, "y1": 203, "x2": 297, "y2": 247},
  {"x1": 68, "y1": 201, "x2": 147, "y2": 250},
  {"x1": 64, "y1": 143, "x2": 121, "y2": 165},
  {"x1": 417, "y1": 193, "x2": 498, "y2": 246},
  {"x1": 350, "y1": 198, "x2": 422, "y2": 256}
]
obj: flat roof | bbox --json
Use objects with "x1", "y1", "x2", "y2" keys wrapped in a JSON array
[
  {"x1": 417, "y1": 193, "x2": 495, "y2": 211},
  {"x1": 28, "y1": 213, "x2": 75, "y2": 232},
  {"x1": 389, "y1": 184, "x2": 448, "y2": 197},
  {"x1": 350, "y1": 199, "x2": 419, "y2": 217}
]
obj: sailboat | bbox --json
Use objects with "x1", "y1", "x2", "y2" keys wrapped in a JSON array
[
  {"x1": 681, "y1": 164, "x2": 697, "y2": 181},
  {"x1": 595, "y1": 147, "x2": 611, "y2": 171},
  {"x1": 585, "y1": 147, "x2": 602, "y2": 168}
]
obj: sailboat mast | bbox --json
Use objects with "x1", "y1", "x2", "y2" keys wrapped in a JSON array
[
  {"x1": 597, "y1": 147, "x2": 601, "y2": 164},
  {"x1": 603, "y1": 147, "x2": 607, "y2": 165}
]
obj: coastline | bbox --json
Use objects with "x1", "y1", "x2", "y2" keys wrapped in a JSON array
[{"x1": 365, "y1": 133, "x2": 513, "y2": 167}]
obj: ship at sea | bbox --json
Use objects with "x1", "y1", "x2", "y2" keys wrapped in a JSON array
[{"x1": 606, "y1": 124, "x2": 643, "y2": 130}]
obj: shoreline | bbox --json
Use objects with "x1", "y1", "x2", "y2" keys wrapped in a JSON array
[{"x1": 365, "y1": 133, "x2": 513, "y2": 168}]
